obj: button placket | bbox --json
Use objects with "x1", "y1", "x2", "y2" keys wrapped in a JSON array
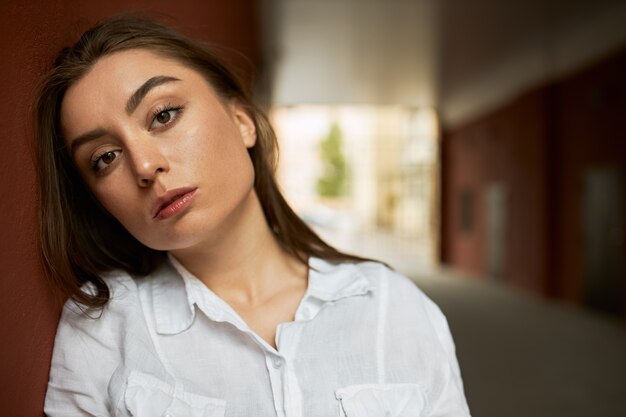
[
  {"x1": 272, "y1": 356, "x2": 284, "y2": 369},
  {"x1": 265, "y1": 352, "x2": 287, "y2": 417}
]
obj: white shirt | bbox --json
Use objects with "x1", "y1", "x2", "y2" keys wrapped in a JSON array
[{"x1": 44, "y1": 256, "x2": 471, "y2": 417}]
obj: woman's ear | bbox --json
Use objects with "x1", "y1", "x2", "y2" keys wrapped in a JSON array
[{"x1": 231, "y1": 105, "x2": 257, "y2": 148}]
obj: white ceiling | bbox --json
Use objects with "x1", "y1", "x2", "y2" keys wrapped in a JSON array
[
  {"x1": 263, "y1": 0, "x2": 626, "y2": 127},
  {"x1": 267, "y1": 0, "x2": 438, "y2": 107},
  {"x1": 439, "y1": 0, "x2": 626, "y2": 127}
]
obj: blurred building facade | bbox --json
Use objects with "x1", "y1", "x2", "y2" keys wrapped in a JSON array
[
  {"x1": 442, "y1": 48, "x2": 626, "y2": 314},
  {"x1": 438, "y1": 1, "x2": 626, "y2": 315},
  {"x1": 265, "y1": 0, "x2": 442, "y2": 266},
  {"x1": 272, "y1": 106, "x2": 439, "y2": 264},
  {"x1": 263, "y1": 0, "x2": 626, "y2": 315}
]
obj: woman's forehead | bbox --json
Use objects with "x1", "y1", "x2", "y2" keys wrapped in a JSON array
[
  {"x1": 62, "y1": 49, "x2": 196, "y2": 106},
  {"x1": 68, "y1": 49, "x2": 197, "y2": 97},
  {"x1": 60, "y1": 49, "x2": 212, "y2": 134}
]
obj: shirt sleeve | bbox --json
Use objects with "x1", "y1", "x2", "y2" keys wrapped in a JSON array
[
  {"x1": 420, "y1": 291, "x2": 472, "y2": 417},
  {"x1": 381, "y1": 265, "x2": 471, "y2": 417},
  {"x1": 44, "y1": 277, "x2": 136, "y2": 416}
]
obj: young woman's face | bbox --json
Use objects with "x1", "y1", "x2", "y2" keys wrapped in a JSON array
[{"x1": 61, "y1": 49, "x2": 258, "y2": 251}]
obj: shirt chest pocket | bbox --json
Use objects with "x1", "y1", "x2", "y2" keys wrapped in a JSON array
[
  {"x1": 335, "y1": 384, "x2": 427, "y2": 417},
  {"x1": 119, "y1": 371, "x2": 226, "y2": 417}
]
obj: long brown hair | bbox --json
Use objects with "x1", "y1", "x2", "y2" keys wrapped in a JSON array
[{"x1": 34, "y1": 15, "x2": 372, "y2": 309}]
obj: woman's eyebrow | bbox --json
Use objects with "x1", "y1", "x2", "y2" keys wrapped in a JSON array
[
  {"x1": 70, "y1": 128, "x2": 107, "y2": 156},
  {"x1": 125, "y1": 75, "x2": 181, "y2": 115},
  {"x1": 69, "y1": 75, "x2": 182, "y2": 156}
]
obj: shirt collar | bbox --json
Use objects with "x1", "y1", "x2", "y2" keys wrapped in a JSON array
[
  {"x1": 150, "y1": 254, "x2": 374, "y2": 335},
  {"x1": 306, "y1": 257, "x2": 374, "y2": 302}
]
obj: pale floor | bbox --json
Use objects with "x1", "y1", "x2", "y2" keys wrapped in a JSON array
[{"x1": 317, "y1": 227, "x2": 626, "y2": 417}]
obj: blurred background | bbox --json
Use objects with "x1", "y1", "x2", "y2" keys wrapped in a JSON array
[{"x1": 1, "y1": 0, "x2": 625, "y2": 415}]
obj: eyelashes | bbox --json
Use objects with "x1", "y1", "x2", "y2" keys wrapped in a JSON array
[
  {"x1": 90, "y1": 149, "x2": 121, "y2": 172},
  {"x1": 150, "y1": 103, "x2": 184, "y2": 130}
]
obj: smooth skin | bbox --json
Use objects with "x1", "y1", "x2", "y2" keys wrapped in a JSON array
[{"x1": 61, "y1": 49, "x2": 307, "y2": 348}]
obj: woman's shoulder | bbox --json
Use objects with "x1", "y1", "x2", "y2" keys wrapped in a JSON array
[
  {"x1": 350, "y1": 260, "x2": 450, "y2": 328},
  {"x1": 59, "y1": 270, "x2": 142, "y2": 336},
  {"x1": 350, "y1": 260, "x2": 463, "y2": 379},
  {"x1": 350, "y1": 260, "x2": 428, "y2": 300},
  {"x1": 66, "y1": 269, "x2": 138, "y2": 308},
  {"x1": 46, "y1": 270, "x2": 169, "y2": 415},
  {"x1": 50, "y1": 269, "x2": 154, "y2": 382}
]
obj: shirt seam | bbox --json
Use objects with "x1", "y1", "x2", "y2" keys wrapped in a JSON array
[{"x1": 376, "y1": 273, "x2": 389, "y2": 384}]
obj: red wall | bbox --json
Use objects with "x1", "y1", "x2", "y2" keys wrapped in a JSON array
[
  {"x1": 551, "y1": 49, "x2": 626, "y2": 305},
  {"x1": 441, "y1": 47, "x2": 626, "y2": 312},
  {"x1": 0, "y1": 2, "x2": 260, "y2": 416},
  {"x1": 442, "y1": 89, "x2": 550, "y2": 292}
]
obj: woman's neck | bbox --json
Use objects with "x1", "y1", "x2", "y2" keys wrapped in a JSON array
[{"x1": 168, "y1": 191, "x2": 307, "y2": 307}]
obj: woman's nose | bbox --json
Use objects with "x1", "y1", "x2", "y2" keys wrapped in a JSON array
[{"x1": 127, "y1": 141, "x2": 170, "y2": 187}]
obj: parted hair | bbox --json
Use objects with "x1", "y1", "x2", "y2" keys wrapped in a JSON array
[{"x1": 34, "y1": 15, "x2": 370, "y2": 309}]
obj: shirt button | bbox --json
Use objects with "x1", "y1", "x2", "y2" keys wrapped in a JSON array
[{"x1": 272, "y1": 357, "x2": 284, "y2": 369}]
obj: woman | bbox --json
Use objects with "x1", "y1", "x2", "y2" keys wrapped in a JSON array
[{"x1": 36, "y1": 15, "x2": 470, "y2": 417}]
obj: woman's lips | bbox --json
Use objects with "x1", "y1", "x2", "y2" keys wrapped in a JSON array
[{"x1": 152, "y1": 188, "x2": 198, "y2": 220}]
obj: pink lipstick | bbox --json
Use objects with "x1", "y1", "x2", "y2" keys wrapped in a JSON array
[{"x1": 153, "y1": 188, "x2": 197, "y2": 220}]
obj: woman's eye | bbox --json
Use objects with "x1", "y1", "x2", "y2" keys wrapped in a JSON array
[
  {"x1": 91, "y1": 150, "x2": 121, "y2": 172},
  {"x1": 156, "y1": 111, "x2": 171, "y2": 124},
  {"x1": 150, "y1": 106, "x2": 183, "y2": 129}
]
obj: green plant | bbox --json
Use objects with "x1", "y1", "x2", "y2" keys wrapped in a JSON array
[{"x1": 316, "y1": 123, "x2": 349, "y2": 198}]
